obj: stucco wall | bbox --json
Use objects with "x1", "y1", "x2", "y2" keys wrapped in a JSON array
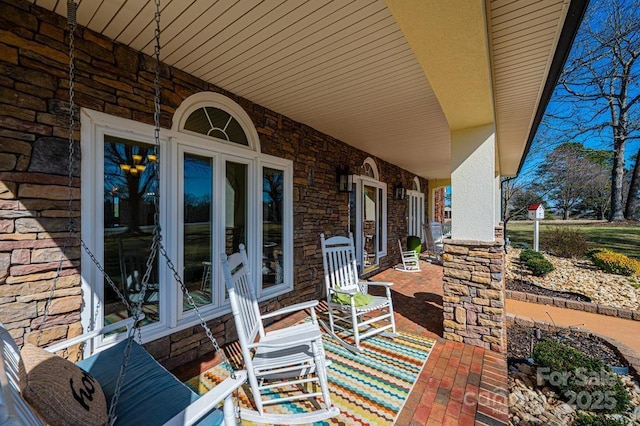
[{"x1": 0, "y1": 0, "x2": 434, "y2": 368}]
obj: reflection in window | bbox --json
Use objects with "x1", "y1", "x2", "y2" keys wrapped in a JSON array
[
  {"x1": 262, "y1": 168, "x2": 284, "y2": 289},
  {"x1": 103, "y1": 135, "x2": 159, "y2": 326},
  {"x1": 183, "y1": 154, "x2": 213, "y2": 311},
  {"x1": 225, "y1": 162, "x2": 247, "y2": 255}
]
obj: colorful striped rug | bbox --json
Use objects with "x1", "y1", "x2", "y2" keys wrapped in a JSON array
[{"x1": 185, "y1": 331, "x2": 435, "y2": 425}]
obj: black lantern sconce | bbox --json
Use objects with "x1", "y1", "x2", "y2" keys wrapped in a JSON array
[
  {"x1": 337, "y1": 165, "x2": 354, "y2": 193},
  {"x1": 394, "y1": 182, "x2": 406, "y2": 200}
]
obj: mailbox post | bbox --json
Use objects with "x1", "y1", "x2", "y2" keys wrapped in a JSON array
[{"x1": 527, "y1": 204, "x2": 544, "y2": 251}]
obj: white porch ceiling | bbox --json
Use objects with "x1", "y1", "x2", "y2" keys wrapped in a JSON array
[{"x1": 29, "y1": 0, "x2": 570, "y2": 180}]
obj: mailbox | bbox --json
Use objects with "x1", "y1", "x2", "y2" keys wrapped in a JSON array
[{"x1": 527, "y1": 203, "x2": 544, "y2": 220}]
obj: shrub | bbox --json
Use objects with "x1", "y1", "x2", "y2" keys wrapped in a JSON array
[
  {"x1": 533, "y1": 339, "x2": 630, "y2": 414},
  {"x1": 512, "y1": 242, "x2": 530, "y2": 250},
  {"x1": 541, "y1": 227, "x2": 588, "y2": 258},
  {"x1": 585, "y1": 247, "x2": 609, "y2": 261},
  {"x1": 573, "y1": 413, "x2": 626, "y2": 426},
  {"x1": 519, "y1": 250, "x2": 554, "y2": 276},
  {"x1": 519, "y1": 249, "x2": 544, "y2": 262},
  {"x1": 591, "y1": 250, "x2": 640, "y2": 276},
  {"x1": 526, "y1": 257, "x2": 555, "y2": 276}
]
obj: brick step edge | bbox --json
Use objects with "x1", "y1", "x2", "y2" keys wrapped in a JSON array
[
  {"x1": 506, "y1": 290, "x2": 640, "y2": 322},
  {"x1": 507, "y1": 313, "x2": 640, "y2": 382}
]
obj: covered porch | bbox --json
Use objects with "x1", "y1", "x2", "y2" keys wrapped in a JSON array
[
  {"x1": 173, "y1": 261, "x2": 509, "y2": 425},
  {"x1": 0, "y1": 0, "x2": 585, "y2": 424}
]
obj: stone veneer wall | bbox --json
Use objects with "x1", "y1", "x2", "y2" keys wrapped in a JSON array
[
  {"x1": 442, "y1": 238, "x2": 506, "y2": 353},
  {"x1": 0, "y1": 0, "x2": 432, "y2": 368}
]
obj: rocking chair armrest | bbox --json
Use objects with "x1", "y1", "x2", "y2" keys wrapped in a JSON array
[
  {"x1": 261, "y1": 300, "x2": 319, "y2": 319},
  {"x1": 164, "y1": 370, "x2": 247, "y2": 426},
  {"x1": 362, "y1": 281, "x2": 393, "y2": 288}
]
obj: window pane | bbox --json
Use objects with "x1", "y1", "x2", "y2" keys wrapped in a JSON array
[
  {"x1": 103, "y1": 135, "x2": 159, "y2": 326},
  {"x1": 225, "y1": 162, "x2": 247, "y2": 254},
  {"x1": 262, "y1": 167, "x2": 284, "y2": 289},
  {"x1": 183, "y1": 153, "x2": 213, "y2": 311},
  {"x1": 184, "y1": 107, "x2": 249, "y2": 146}
]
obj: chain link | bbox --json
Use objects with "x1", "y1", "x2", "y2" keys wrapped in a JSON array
[{"x1": 39, "y1": 2, "x2": 78, "y2": 344}]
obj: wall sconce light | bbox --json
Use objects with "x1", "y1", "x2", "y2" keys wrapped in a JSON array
[
  {"x1": 337, "y1": 165, "x2": 354, "y2": 193},
  {"x1": 394, "y1": 182, "x2": 406, "y2": 200}
]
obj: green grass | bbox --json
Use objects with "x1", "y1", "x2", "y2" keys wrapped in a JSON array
[{"x1": 506, "y1": 220, "x2": 640, "y2": 260}]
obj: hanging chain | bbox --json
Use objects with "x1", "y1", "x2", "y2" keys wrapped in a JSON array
[{"x1": 38, "y1": 0, "x2": 79, "y2": 346}]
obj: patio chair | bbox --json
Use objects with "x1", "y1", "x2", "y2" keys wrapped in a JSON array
[
  {"x1": 320, "y1": 233, "x2": 397, "y2": 353},
  {"x1": 220, "y1": 245, "x2": 338, "y2": 424},
  {"x1": 395, "y1": 239, "x2": 421, "y2": 272},
  {"x1": 424, "y1": 222, "x2": 444, "y2": 261}
]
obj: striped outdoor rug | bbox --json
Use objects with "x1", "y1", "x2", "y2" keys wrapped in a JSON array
[{"x1": 185, "y1": 331, "x2": 436, "y2": 425}]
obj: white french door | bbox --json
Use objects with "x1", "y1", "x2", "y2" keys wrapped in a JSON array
[
  {"x1": 352, "y1": 177, "x2": 387, "y2": 274},
  {"x1": 407, "y1": 190, "x2": 425, "y2": 241}
]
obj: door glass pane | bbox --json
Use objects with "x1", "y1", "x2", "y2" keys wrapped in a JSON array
[
  {"x1": 225, "y1": 162, "x2": 247, "y2": 255},
  {"x1": 183, "y1": 153, "x2": 213, "y2": 312},
  {"x1": 262, "y1": 167, "x2": 284, "y2": 289},
  {"x1": 103, "y1": 135, "x2": 159, "y2": 326},
  {"x1": 363, "y1": 184, "x2": 378, "y2": 271}
]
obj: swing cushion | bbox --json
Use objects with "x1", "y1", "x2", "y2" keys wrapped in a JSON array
[
  {"x1": 19, "y1": 343, "x2": 109, "y2": 426},
  {"x1": 77, "y1": 339, "x2": 224, "y2": 426}
]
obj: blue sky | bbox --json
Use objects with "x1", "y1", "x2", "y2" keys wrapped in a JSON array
[{"x1": 519, "y1": 0, "x2": 639, "y2": 180}]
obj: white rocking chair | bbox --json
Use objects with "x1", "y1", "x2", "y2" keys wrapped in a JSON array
[
  {"x1": 320, "y1": 233, "x2": 397, "y2": 353},
  {"x1": 220, "y1": 245, "x2": 338, "y2": 424},
  {"x1": 424, "y1": 222, "x2": 445, "y2": 261},
  {"x1": 395, "y1": 239, "x2": 421, "y2": 272}
]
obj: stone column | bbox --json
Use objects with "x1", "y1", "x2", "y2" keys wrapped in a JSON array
[{"x1": 442, "y1": 239, "x2": 506, "y2": 353}]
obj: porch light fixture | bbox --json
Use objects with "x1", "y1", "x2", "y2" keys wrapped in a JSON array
[
  {"x1": 120, "y1": 154, "x2": 147, "y2": 176},
  {"x1": 337, "y1": 165, "x2": 353, "y2": 193},
  {"x1": 394, "y1": 182, "x2": 406, "y2": 200}
]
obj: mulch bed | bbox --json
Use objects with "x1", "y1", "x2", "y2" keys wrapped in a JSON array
[
  {"x1": 506, "y1": 279, "x2": 591, "y2": 302},
  {"x1": 507, "y1": 323, "x2": 628, "y2": 368}
]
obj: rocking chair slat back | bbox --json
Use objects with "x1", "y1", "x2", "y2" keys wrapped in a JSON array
[
  {"x1": 221, "y1": 251, "x2": 264, "y2": 346},
  {"x1": 321, "y1": 235, "x2": 359, "y2": 293}
]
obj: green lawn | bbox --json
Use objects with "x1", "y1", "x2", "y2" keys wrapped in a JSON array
[{"x1": 505, "y1": 220, "x2": 640, "y2": 260}]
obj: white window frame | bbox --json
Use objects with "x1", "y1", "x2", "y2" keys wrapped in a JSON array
[
  {"x1": 258, "y1": 155, "x2": 294, "y2": 299},
  {"x1": 81, "y1": 94, "x2": 294, "y2": 346}
]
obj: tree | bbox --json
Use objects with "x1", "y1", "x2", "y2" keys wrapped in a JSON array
[
  {"x1": 104, "y1": 143, "x2": 157, "y2": 234},
  {"x1": 544, "y1": 0, "x2": 640, "y2": 221},
  {"x1": 536, "y1": 143, "x2": 592, "y2": 219}
]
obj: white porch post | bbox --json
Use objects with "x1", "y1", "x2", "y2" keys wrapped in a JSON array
[
  {"x1": 450, "y1": 124, "x2": 496, "y2": 241},
  {"x1": 495, "y1": 172, "x2": 502, "y2": 226}
]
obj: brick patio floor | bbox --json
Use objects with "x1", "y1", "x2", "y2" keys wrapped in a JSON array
[
  {"x1": 173, "y1": 259, "x2": 509, "y2": 425},
  {"x1": 371, "y1": 261, "x2": 509, "y2": 426}
]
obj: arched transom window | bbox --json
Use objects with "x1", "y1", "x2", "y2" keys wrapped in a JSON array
[{"x1": 183, "y1": 106, "x2": 249, "y2": 146}]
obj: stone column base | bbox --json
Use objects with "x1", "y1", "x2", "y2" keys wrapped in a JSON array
[{"x1": 442, "y1": 238, "x2": 505, "y2": 353}]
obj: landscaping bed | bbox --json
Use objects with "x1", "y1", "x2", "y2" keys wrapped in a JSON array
[
  {"x1": 506, "y1": 248, "x2": 640, "y2": 311},
  {"x1": 506, "y1": 279, "x2": 591, "y2": 303},
  {"x1": 507, "y1": 323, "x2": 640, "y2": 425}
]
